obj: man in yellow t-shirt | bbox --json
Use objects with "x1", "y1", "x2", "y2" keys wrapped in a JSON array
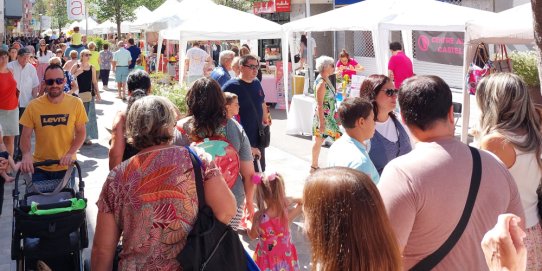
[{"x1": 20, "y1": 64, "x2": 88, "y2": 184}]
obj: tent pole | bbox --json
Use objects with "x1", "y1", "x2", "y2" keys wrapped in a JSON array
[
  {"x1": 85, "y1": 5, "x2": 88, "y2": 37},
  {"x1": 282, "y1": 32, "x2": 290, "y2": 115}
]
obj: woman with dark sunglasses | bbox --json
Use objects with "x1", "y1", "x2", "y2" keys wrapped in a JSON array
[
  {"x1": 71, "y1": 49, "x2": 100, "y2": 145},
  {"x1": 359, "y1": 74, "x2": 412, "y2": 174}
]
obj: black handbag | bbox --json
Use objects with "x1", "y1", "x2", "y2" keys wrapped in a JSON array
[
  {"x1": 410, "y1": 147, "x2": 482, "y2": 270},
  {"x1": 294, "y1": 54, "x2": 301, "y2": 63},
  {"x1": 178, "y1": 147, "x2": 249, "y2": 271},
  {"x1": 246, "y1": 92, "x2": 270, "y2": 148}
]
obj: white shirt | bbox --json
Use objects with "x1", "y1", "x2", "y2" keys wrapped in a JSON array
[
  {"x1": 375, "y1": 117, "x2": 398, "y2": 142},
  {"x1": 36, "y1": 50, "x2": 54, "y2": 64},
  {"x1": 186, "y1": 47, "x2": 209, "y2": 76},
  {"x1": 7, "y1": 61, "x2": 40, "y2": 107}
]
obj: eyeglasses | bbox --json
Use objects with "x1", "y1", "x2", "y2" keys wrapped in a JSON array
[
  {"x1": 82, "y1": 54, "x2": 90, "y2": 57},
  {"x1": 242, "y1": 64, "x2": 259, "y2": 71},
  {"x1": 384, "y1": 89, "x2": 399, "y2": 97},
  {"x1": 44, "y1": 78, "x2": 64, "y2": 86},
  {"x1": 40, "y1": 44, "x2": 46, "y2": 47}
]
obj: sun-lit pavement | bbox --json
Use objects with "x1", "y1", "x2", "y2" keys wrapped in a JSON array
[
  {"x1": 0, "y1": 74, "x2": 476, "y2": 270},
  {"x1": 0, "y1": 78, "x2": 318, "y2": 270}
]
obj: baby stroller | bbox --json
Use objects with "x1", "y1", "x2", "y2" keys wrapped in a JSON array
[{"x1": 11, "y1": 160, "x2": 89, "y2": 271}]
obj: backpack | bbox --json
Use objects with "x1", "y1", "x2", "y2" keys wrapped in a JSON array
[
  {"x1": 196, "y1": 136, "x2": 240, "y2": 189},
  {"x1": 177, "y1": 123, "x2": 240, "y2": 189}
]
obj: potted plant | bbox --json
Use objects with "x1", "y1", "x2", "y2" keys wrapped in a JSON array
[{"x1": 509, "y1": 50, "x2": 541, "y2": 105}]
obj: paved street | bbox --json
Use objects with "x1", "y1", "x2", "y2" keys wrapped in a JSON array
[
  {"x1": 0, "y1": 75, "x2": 476, "y2": 270},
  {"x1": 0, "y1": 79, "x2": 321, "y2": 270}
]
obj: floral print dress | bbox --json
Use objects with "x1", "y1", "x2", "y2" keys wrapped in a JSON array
[
  {"x1": 253, "y1": 211, "x2": 300, "y2": 271},
  {"x1": 312, "y1": 76, "x2": 342, "y2": 140},
  {"x1": 97, "y1": 146, "x2": 221, "y2": 271}
]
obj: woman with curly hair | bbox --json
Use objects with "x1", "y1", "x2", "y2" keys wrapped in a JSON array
[
  {"x1": 177, "y1": 77, "x2": 258, "y2": 228},
  {"x1": 359, "y1": 74, "x2": 412, "y2": 174}
]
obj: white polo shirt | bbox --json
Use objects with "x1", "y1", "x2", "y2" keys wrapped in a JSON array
[{"x1": 7, "y1": 60, "x2": 40, "y2": 108}]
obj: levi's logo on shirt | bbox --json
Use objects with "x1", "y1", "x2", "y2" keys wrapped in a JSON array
[{"x1": 41, "y1": 114, "x2": 69, "y2": 127}]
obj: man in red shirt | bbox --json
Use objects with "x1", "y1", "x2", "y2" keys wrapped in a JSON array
[{"x1": 388, "y1": 42, "x2": 413, "y2": 89}]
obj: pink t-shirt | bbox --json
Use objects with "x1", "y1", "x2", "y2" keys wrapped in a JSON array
[
  {"x1": 378, "y1": 138, "x2": 524, "y2": 271},
  {"x1": 336, "y1": 58, "x2": 358, "y2": 79},
  {"x1": 388, "y1": 52, "x2": 413, "y2": 88}
]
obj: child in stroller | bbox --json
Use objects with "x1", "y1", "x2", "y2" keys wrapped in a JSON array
[{"x1": 11, "y1": 160, "x2": 89, "y2": 271}]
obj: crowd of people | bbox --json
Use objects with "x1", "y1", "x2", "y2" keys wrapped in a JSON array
[{"x1": 0, "y1": 33, "x2": 538, "y2": 271}]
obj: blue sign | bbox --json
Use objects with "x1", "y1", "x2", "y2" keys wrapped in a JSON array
[{"x1": 334, "y1": 0, "x2": 363, "y2": 5}]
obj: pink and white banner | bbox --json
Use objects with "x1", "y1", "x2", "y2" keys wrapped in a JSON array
[{"x1": 67, "y1": 0, "x2": 85, "y2": 21}]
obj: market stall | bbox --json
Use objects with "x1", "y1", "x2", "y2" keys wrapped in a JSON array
[
  {"x1": 281, "y1": 0, "x2": 496, "y2": 137},
  {"x1": 159, "y1": 0, "x2": 284, "y2": 105},
  {"x1": 461, "y1": 3, "x2": 535, "y2": 142}
]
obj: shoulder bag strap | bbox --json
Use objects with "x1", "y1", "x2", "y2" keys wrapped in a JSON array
[
  {"x1": 185, "y1": 146, "x2": 205, "y2": 209},
  {"x1": 410, "y1": 146, "x2": 482, "y2": 271}
]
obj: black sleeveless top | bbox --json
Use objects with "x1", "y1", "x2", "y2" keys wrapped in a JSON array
[{"x1": 77, "y1": 67, "x2": 93, "y2": 95}]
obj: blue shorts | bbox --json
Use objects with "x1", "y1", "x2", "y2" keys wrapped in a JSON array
[{"x1": 115, "y1": 66, "x2": 129, "y2": 83}]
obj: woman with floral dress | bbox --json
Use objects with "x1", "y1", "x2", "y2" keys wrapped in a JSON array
[{"x1": 311, "y1": 55, "x2": 341, "y2": 172}]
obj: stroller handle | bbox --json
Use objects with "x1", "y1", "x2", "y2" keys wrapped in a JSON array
[
  {"x1": 33, "y1": 160, "x2": 62, "y2": 167},
  {"x1": 12, "y1": 160, "x2": 84, "y2": 202}
]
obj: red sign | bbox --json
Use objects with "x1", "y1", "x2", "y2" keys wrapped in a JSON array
[
  {"x1": 253, "y1": 0, "x2": 290, "y2": 14},
  {"x1": 275, "y1": 0, "x2": 291, "y2": 12},
  {"x1": 254, "y1": 1, "x2": 275, "y2": 14}
]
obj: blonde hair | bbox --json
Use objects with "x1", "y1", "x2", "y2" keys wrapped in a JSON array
[
  {"x1": 80, "y1": 49, "x2": 91, "y2": 62},
  {"x1": 255, "y1": 173, "x2": 289, "y2": 227},
  {"x1": 88, "y1": 42, "x2": 96, "y2": 51},
  {"x1": 476, "y1": 73, "x2": 542, "y2": 168},
  {"x1": 48, "y1": 57, "x2": 62, "y2": 65}
]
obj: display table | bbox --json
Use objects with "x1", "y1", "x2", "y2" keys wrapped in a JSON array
[{"x1": 286, "y1": 94, "x2": 315, "y2": 136}]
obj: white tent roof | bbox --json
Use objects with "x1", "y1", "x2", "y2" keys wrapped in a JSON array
[
  {"x1": 282, "y1": 0, "x2": 397, "y2": 32},
  {"x1": 94, "y1": 20, "x2": 130, "y2": 35},
  {"x1": 67, "y1": 17, "x2": 99, "y2": 34},
  {"x1": 130, "y1": 0, "x2": 184, "y2": 32},
  {"x1": 162, "y1": 1, "x2": 282, "y2": 40},
  {"x1": 380, "y1": 0, "x2": 496, "y2": 31},
  {"x1": 465, "y1": 3, "x2": 533, "y2": 44},
  {"x1": 124, "y1": 6, "x2": 153, "y2": 33}
]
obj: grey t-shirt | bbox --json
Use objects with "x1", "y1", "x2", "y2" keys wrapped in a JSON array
[{"x1": 177, "y1": 117, "x2": 253, "y2": 205}]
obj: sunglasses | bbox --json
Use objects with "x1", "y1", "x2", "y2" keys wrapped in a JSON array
[
  {"x1": 384, "y1": 89, "x2": 399, "y2": 97},
  {"x1": 40, "y1": 44, "x2": 46, "y2": 47},
  {"x1": 44, "y1": 78, "x2": 64, "y2": 86},
  {"x1": 82, "y1": 54, "x2": 90, "y2": 57},
  {"x1": 242, "y1": 64, "x2": 259, "y2": 71}
]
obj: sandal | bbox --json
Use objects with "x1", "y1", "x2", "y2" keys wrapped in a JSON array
[{"x1": 310, "y1": 166, "x2": 320, "y2": 173}]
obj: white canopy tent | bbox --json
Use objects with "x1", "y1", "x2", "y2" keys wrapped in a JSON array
[
  {"x1": 281, "y1": 0, "x2": 496, "y2": 119},
  {"x1": 281, "y1": 0, "x2": 399, "y2": 75},
  {"x1": 123, "y1": 6, "x2": 152, "y2": 33},
  {"x1": 94, "y1": 20, "x2": 130, "y2": 35},
  {"x1": 129, "y1": 0, "x2": 184, "y2": 32},
  {"x1": 67, "y1": 17, "x2": 98, "y2": 35},
  {"x1": 158, "y1": 0, "x2": 283, "y2": 86},
  {"x1": 460, "y1": 3, "x2": 535, "y2": 142}
]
